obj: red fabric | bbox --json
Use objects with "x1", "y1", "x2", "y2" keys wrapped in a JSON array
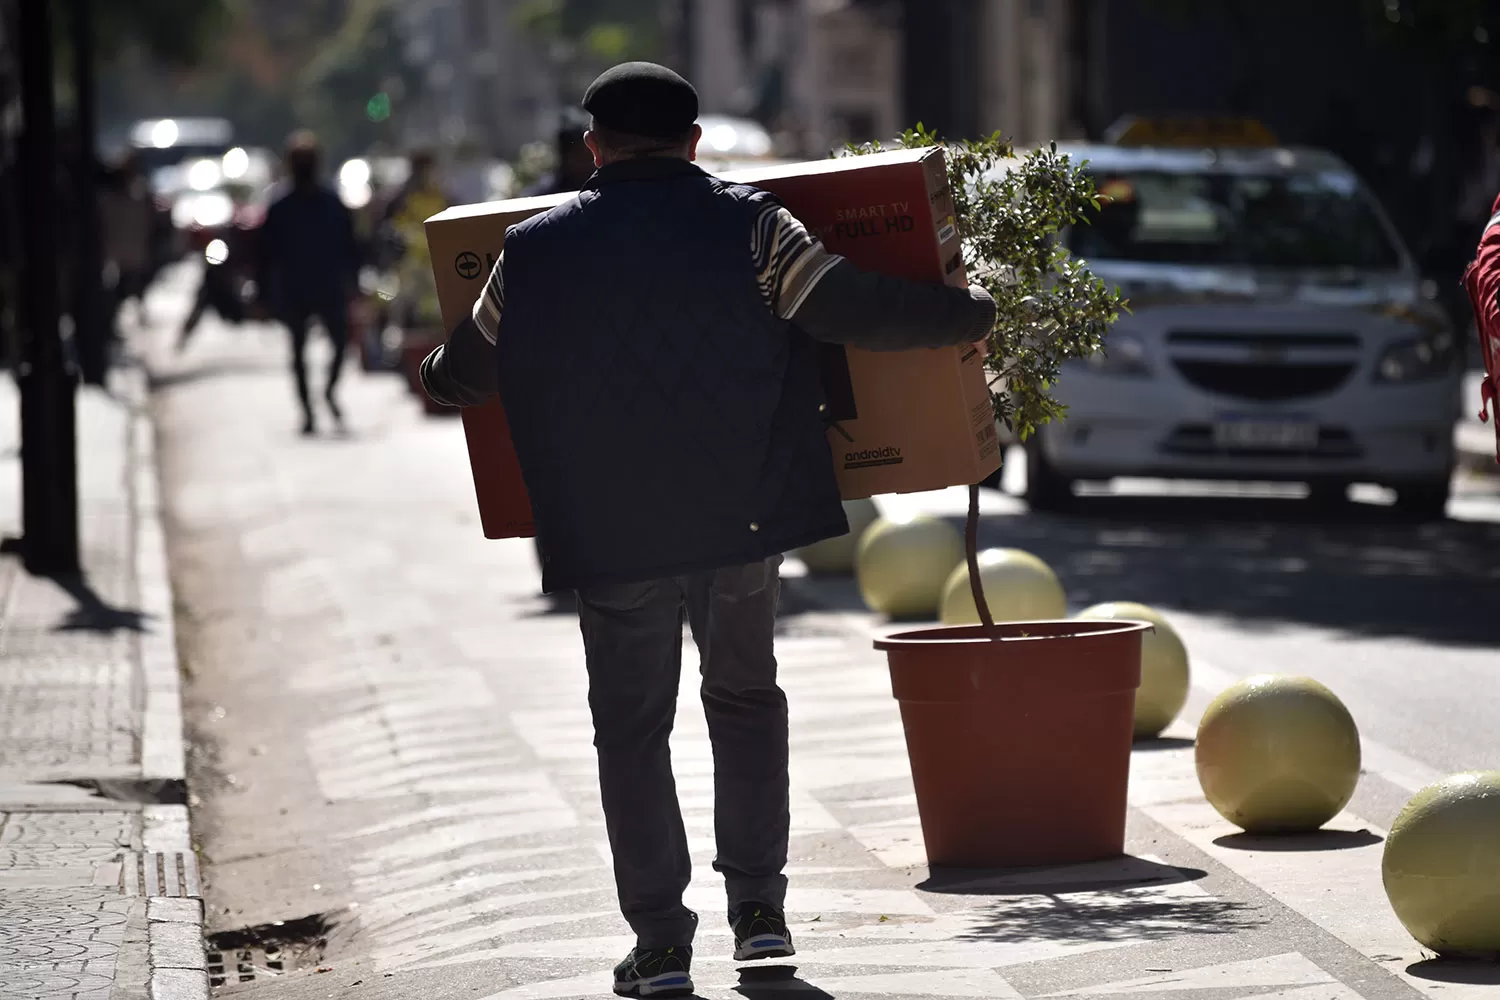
[{"x1": 1461, "y1": 193, "x2": 1500, "y2": 462}]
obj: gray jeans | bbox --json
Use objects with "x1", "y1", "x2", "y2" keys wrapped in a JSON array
[{"x1": 575, "y1": 556, "x2": 789, "y2": 949}]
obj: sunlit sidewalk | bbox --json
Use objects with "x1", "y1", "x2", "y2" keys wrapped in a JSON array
[{"x1": 0, "y1": 365, "x2": 205, "y2": 1000}]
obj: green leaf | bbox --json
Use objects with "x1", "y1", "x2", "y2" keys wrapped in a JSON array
[{"x1": 845, "y1": 123, "x2": 1126, "y2": 436}]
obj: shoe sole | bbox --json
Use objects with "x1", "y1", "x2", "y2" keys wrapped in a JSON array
[
  {"x1": 613, "y1": 972, "x2": 695, "y2": 998},
  {"x1": 734, "y1": 934, "x2": 796, "y2": 962}
]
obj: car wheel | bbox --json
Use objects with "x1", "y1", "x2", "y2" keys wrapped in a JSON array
[
  {"x1": 1307, "y1": 479, "x2": 1352, "y2": 511},
  {"x1": 1024, "y1": 435, "x2": 1074, "y2": 512},
  {"x1": 1392, "y1": 477, "x2": 1451, "y2": 522}
]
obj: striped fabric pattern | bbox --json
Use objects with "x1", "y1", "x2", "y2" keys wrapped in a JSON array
[
  {"x1": 467, "y1": 195, "x2": 844, "y2": 342},
  {"x1": 751, "y1": 198, "x2": 845, "y2": 320},
  {"x1": 471, "y1": 255, "x2": 505, "y2": 345}
]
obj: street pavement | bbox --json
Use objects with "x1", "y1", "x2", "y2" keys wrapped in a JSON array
[
  {"x1": 134, "y1": 264, "x2": 1500, "y2": 1000},
  {"x1": 0, "y1": 359, "x2": 205, "y2": 999}
]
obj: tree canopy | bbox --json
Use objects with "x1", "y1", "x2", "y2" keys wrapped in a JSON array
[{"x1": 93, "y1": 0, "x2": 233, "y2": 67}]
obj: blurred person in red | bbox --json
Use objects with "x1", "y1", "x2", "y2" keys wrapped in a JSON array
[
  {"x1": 254, "y1": 131, "x2": 361, "y2": 435},
  {"x1": 1463, "y1": 192, "x2": 1500, "y2": 463}
]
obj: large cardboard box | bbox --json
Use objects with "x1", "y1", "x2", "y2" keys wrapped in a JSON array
[{"x1": 425, "y1": 147, "x2": 1002, "y2": 540}]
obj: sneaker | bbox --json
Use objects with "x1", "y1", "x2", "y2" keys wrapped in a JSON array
[
  {"x1": 731, "y1": 902, "x2": 795, "y2": 962},
  {"x1": 612, "y1": 945, "x2": 694, "y2": 998}
]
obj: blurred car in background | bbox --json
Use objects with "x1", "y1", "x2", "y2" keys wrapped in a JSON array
[
  {"x1": 1026, "y1": 117, "x2": 1462, "y2": 519},
  {"x1": 695, "y1": 114, "x2": 787, "y2": 174},
  {"x1": 153, "y1": 145, "x2": 275, "y2": 264},
  {"x1": 179, "y1": 159, "x2": 275, "y2": 332},
  {"x1": 128, "y1": 117, "x2": 235, "y2": 173}
]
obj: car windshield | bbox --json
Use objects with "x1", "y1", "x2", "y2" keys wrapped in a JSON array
[
  {"x1": 1068, "y1": 169, "x2": 1404, "y2": 270},
  {"x1": 133, "y1": 143, "x2": 233, "y2": 175}
]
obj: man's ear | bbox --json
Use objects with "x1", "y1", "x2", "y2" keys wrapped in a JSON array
[
  {"x1": 687, "y1": 124, "x2": 704, "y2": 163},
  {"x1": 584, "y1": 130, "x2": 605, "y2": 169}
]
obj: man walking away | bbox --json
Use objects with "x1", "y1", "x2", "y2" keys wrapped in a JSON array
[
  {"x1": 420, "y1": 62, "x2": 995, "y2": 999},
  {"x1": 518, "y1": 108, "x2": 597, "y2": 601},
  {"x1": 255, "y1": 131, "x2": 360, "y2": 435}
]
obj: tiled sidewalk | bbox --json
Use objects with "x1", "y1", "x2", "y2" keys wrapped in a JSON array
[{"x1": 1, "y1": 364, "x2": 204, "y2": 1000}]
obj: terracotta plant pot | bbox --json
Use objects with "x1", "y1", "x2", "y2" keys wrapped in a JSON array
[
  {"x1": 875, "y1": 618, "x2": 1149, "y2": 868},
  {"x1": 400, "y1": 330, "x2": 445, "y2": 398}
]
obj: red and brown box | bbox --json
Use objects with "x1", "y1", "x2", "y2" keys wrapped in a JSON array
[{"x1": 425, "y1": 147, "x2": 1001, "y2": 540}]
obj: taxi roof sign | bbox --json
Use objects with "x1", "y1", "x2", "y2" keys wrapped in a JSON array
[{"x1": 1105, "y1": 115, "x2": 1279, "y2": 149}]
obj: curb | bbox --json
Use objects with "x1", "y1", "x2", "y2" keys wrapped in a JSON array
[
  {"x1": 129, "y1": 369, "x2": 187, "y2": 785},
  {"x1": 119, "y1": 361, "x2": 208, "y2": 1000}
]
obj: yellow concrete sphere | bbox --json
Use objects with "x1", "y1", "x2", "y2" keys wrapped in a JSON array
[
  {"x1": 1195, "y1": 675, "x2": 1360, "y2": 834},
  {"x1": 1383, "y1": 771, "x2": 1500, "y2": 958},
  {"x1": 794, "y1": 498, "x2": 881, "y2": 576},
  {"x1": 938, "y1": 548, "x2": 1067, "y2": 625},
  {"x1": 1078, "y1": 601, "x2": 1190, "y2": 740},
  {"x1": 856, "y1": 514, "x2": 964, "y2": 620}
]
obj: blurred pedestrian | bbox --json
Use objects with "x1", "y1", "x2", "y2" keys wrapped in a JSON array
[
  {"x1": 177, "y1": 180, "x2": 259, "y2": 350},
  {"x1": 98, "y1": 151, "x2": 155, "y2": 338},
  {"x1": 255, "y1": 131, "x2": 361, "y2": 435},
  {"x1": 520, "y1": 109, "x2": 597, "y2": 197},
  {"x1": 419, "y1": 62, "x2": 995, "y2": 997},
  {"x1": 377, "y1": 149, "x2": 450, "y2": 271}
]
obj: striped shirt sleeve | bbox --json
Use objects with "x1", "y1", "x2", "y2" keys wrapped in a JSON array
[
  {"x1": 750, "y1": 196, "x2": 844, "y2": 320},
  {"x1": 471, "y1": 250, "x2": 505, "y2": 344}
]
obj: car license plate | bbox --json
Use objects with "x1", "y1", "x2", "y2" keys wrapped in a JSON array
[{"x1": 1213, "y1": 416, "x2": 1318, "y2": 450}]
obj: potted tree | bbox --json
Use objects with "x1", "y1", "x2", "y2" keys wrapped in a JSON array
[{"x1": 850, "y1": 128, "x2": 1149, "y2": 869}]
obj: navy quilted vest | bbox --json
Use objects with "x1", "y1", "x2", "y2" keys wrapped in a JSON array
[{"x1": 496, "y1": 158, "x2": 848, "y2": 591}]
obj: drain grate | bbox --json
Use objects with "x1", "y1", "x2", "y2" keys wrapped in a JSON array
[
  {"x1": 204, "y1": 913, "x2": 331, "y2": 994},
  {"x1": 123, "y1": 851, "x2": 201, "y2": 897},
  {"x1": 206, "y1": 945, "x2": 286, "y2": 988}
]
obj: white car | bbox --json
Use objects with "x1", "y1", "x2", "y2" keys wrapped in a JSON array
[{"x1": 1028, "y1": 139, "x2": 1462, "y2": 518}]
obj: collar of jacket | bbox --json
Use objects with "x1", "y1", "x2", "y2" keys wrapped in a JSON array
[{"x1": 583, "y1": 157, "x2": 706, "y2": 190}]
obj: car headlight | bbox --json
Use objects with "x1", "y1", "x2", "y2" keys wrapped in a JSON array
[
  {"x1": 191, "y1": 193, "x2": 235, "y2": 230},
  {"x1": 1083, "y1": 333, "x2": 1152, "y2": 376},
  {"x1": 1375, "y1": 329, "x2": 1457, "y2": 383}
]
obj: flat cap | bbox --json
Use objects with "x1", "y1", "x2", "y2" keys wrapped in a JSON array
[{"x1": 583, "y1": 62, "x2": 699, "y2": 140}]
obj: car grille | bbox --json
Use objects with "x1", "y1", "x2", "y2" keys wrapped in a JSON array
[
  {"x1": 1161, "y1": 424, "x2": 1362, "y2": 459},
  {"x1": 1170, "y1": 360, "x2": 1356, "y2": 400},
  {"x1": 1167, "y1": 332, "x2": 1361, "y2": 350},
  {"x1": 1166, "y1": 331, "x2": 1361, "y2": 402}
]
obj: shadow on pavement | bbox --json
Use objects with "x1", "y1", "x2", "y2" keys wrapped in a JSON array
[
  {"x1": 910, "y1": 855, "x2": 1256, "y2": 945},
  {"x1": 968, "y1": 493, "x2": 1500, "y2": 648},
  {"x1": 919, "y1": 855, "x2": 1206, "y2": 897},
  {"x1": 956, "y1": 889, "x2": 1258, "y2": 944},
  {"x1": 1132, "y1": 736, "x2": 1196, "y2": 752},
  {"x1": 52, "y1": 572, "x2": 151, "y2": 634},
  {"x1": 1407, "y1": 958, "x2": 1500, "y2": 984},
  {"x1": 1213, "y1": 829, "x2": 1384, "y2": 852},
  {"x1": 734, "y1": 966, "x2": 834, "y2": 999},
  {"x1": 146, "y1": 355, "x2": 285, "y2": 391}
]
